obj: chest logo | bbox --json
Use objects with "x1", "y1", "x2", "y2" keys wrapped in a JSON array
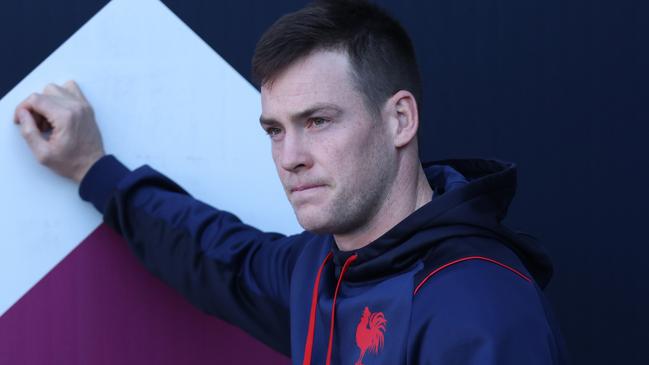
[{"x1": 355, "y1": 306, "x2": 387, "y2": 365}]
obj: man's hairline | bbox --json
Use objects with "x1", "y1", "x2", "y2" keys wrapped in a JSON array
[{"x1": 259, "y1": 47, "x2": 387, "y2": 122}]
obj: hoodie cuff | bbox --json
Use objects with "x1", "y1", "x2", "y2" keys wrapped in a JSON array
[{"x1": 79, "y1": 154, "x2": 130, "y2": 214}]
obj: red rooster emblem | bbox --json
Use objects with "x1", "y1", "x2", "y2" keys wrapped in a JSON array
[{"x1": 355, "y1": 306, "x2": 387, "y2": 365}]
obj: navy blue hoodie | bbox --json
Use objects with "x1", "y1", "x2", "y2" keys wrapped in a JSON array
[{"x1": 79, "y1": 155, "x2": 568, "y2": 364}]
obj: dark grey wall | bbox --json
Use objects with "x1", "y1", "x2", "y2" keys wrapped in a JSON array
[{"x1": 2, "y1": 1, "x2": 647, "y2": 364}]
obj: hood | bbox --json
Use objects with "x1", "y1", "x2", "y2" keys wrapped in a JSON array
[{"x1": 331, "y1": 158, "x2": 554, "y2": 288}]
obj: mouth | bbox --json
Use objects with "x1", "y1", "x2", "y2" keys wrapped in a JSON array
[{"x1": 290, "y1": 184, "x2": 326, "y2": 194}]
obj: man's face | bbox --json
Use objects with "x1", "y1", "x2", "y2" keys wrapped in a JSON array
[{"x1": 260, "y1": 50, "x2": 396, "y2": 234}]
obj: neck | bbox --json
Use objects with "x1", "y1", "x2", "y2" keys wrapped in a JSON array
[{"x1": 334, "y1": 162, "x2": 433, "y2": 252}]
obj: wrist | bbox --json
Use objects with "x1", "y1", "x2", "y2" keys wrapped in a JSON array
[{"x1": 74, "y1": 152, "x2": 105, "y2": 183}]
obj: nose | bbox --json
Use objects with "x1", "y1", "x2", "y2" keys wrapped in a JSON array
[{"x1": 277, "y1": 130, "x2": 312, "y2": 173}]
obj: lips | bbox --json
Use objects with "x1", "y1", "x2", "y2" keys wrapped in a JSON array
[{"x1": 290, "y1": 184, "x2": 326, "y2": 193}]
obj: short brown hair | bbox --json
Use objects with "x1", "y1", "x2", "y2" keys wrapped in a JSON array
[{"x1": 252, "y1": 0, "x2": 422, "y2": 116}]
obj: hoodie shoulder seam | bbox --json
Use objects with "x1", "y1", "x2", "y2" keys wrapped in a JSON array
[{"x1": 413, "y1": 256, "x2": 532, "y2": 295}]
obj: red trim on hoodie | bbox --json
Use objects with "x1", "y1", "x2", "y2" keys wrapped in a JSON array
[
  {"x1": 302, "y1": 252, "x2": 332, "y2": 365},
  {"x1": 325, "y1": 254, "x2": 357, "y2": 365},
  {"x1": 413, "y1": 256, "x2": 531, "y2": 295},
  {"x1": 301, "y1": 253, "x2": 358, "y2": 365}
]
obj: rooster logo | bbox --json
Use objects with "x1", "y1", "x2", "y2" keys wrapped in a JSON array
[{"x1": 355, "y1": 306, "x2": 387, "y2": 365}]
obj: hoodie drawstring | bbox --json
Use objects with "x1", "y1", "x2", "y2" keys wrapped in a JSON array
[
  {"x1": 302, "y1": 252, "x2": 358, "y2": 365},
  {"x1": 302, "y1": 252, "x2": 332, "y2": 365},
  {"x1": 325, "y1": 253, "x2": 357, "y2": 365}
]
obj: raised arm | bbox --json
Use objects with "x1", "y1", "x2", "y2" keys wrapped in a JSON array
[
  {"x1": 80, "y1": 155, "x2": 304, "y2": 354},
  {"x1": 14, "y1": 81, "x2": 303, "y2": 355}
]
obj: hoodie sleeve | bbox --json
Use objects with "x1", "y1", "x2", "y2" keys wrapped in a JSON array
[
  {"x1": 78, "y1": 155, "x2": 304, "y2": 356},
  {"x1": 408, "y1": 260, "x2": 564, "y2": 364}
]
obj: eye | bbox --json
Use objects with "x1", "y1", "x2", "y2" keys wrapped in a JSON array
[
  {"x1": 265, "y1": 127, "x2": 283, "y2": 139},
  {"x1": 307, "y1": 117, "x2": 330, "y2": 128}
]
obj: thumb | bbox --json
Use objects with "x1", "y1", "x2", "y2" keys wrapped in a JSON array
[{"x1": 17, "y1": 109, "x2": 49, "y2": 161}]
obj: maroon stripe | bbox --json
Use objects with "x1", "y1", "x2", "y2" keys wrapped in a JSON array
[{"x1": 0, "y1": 224, "x2": 289, "y2": 365}]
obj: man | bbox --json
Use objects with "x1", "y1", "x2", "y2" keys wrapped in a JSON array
[{"x1": 13, "y1": 0, "x2": 567, "y2": 364}]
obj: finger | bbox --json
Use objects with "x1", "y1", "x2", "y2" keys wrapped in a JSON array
[
  {"x1": 16, "y1": 109, "x2": 48, "y2": 161},
  {"x1": 63, "y1": 80, "x2": 87, "y2": 102},
  {"x1": 14, "y1": 94, "x2": 38, "y2": 123},
  {"x1": 43, "y1": 83, "x2": 67, "y2": 96},
  {"x1": 15, "y1": 106, "x2": 51, "y2": 131},
  {"x1": 15, "y1": 93, "x2": 62, "y2": 124}
]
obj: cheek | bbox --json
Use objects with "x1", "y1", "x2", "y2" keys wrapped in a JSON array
[
  {"x1": 313, "y1": 137, "x2": 347, "y2": 179},
  {"x1": 271, "y1": 141, "x2": 285, "y2": 168},
  {"x1": 349, "y1": 129, "x2": 391, "y2": 180},
  {"x1": 324, "y1": 138, "x2": 370, "y2": 186}
]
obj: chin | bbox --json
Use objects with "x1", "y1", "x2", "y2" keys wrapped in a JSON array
[{"x1": 293, "y1": 208, "x2": 333, "y2": 234}]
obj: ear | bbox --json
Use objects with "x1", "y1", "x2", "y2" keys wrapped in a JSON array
[{"x1": 383, "y1": 90, "x2": 419, "y2": 148}]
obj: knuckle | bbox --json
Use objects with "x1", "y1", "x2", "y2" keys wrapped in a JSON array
[
  {"x1": 60, "y1": 108, "x2": 73, "y2": 119},
  {"x1": 68, "y1": 106, "x2": 82, "y2": 118},
  {"x1": 72, "y1": 102, "x2": 91, "y2": 116},
  {"x1": 79, "y1": 104, "x2": 92, "y2": 114},
  {"x1": 27, "y1": 93, "x2": 39, "y2": 103},
  {"x1": 43, "y1": 83, "x2": 57, "y2": 93}
]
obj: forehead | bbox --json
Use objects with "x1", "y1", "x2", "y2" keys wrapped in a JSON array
[{"x1": 260, "y1": 50, "x2": 361, "y2": 118}]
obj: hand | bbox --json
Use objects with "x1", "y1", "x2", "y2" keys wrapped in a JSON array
[{"x1": 14, "y1": 80, "x2": 105, "y2": 183}]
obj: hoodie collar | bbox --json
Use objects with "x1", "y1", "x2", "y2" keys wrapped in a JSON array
[{"x1": 329, "y1": 158, "x2": 553, "y2": 287}]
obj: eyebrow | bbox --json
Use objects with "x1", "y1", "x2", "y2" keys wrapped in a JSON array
[{"x1": 259, "y1": 103, "x2": 343, "y2": 126}]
